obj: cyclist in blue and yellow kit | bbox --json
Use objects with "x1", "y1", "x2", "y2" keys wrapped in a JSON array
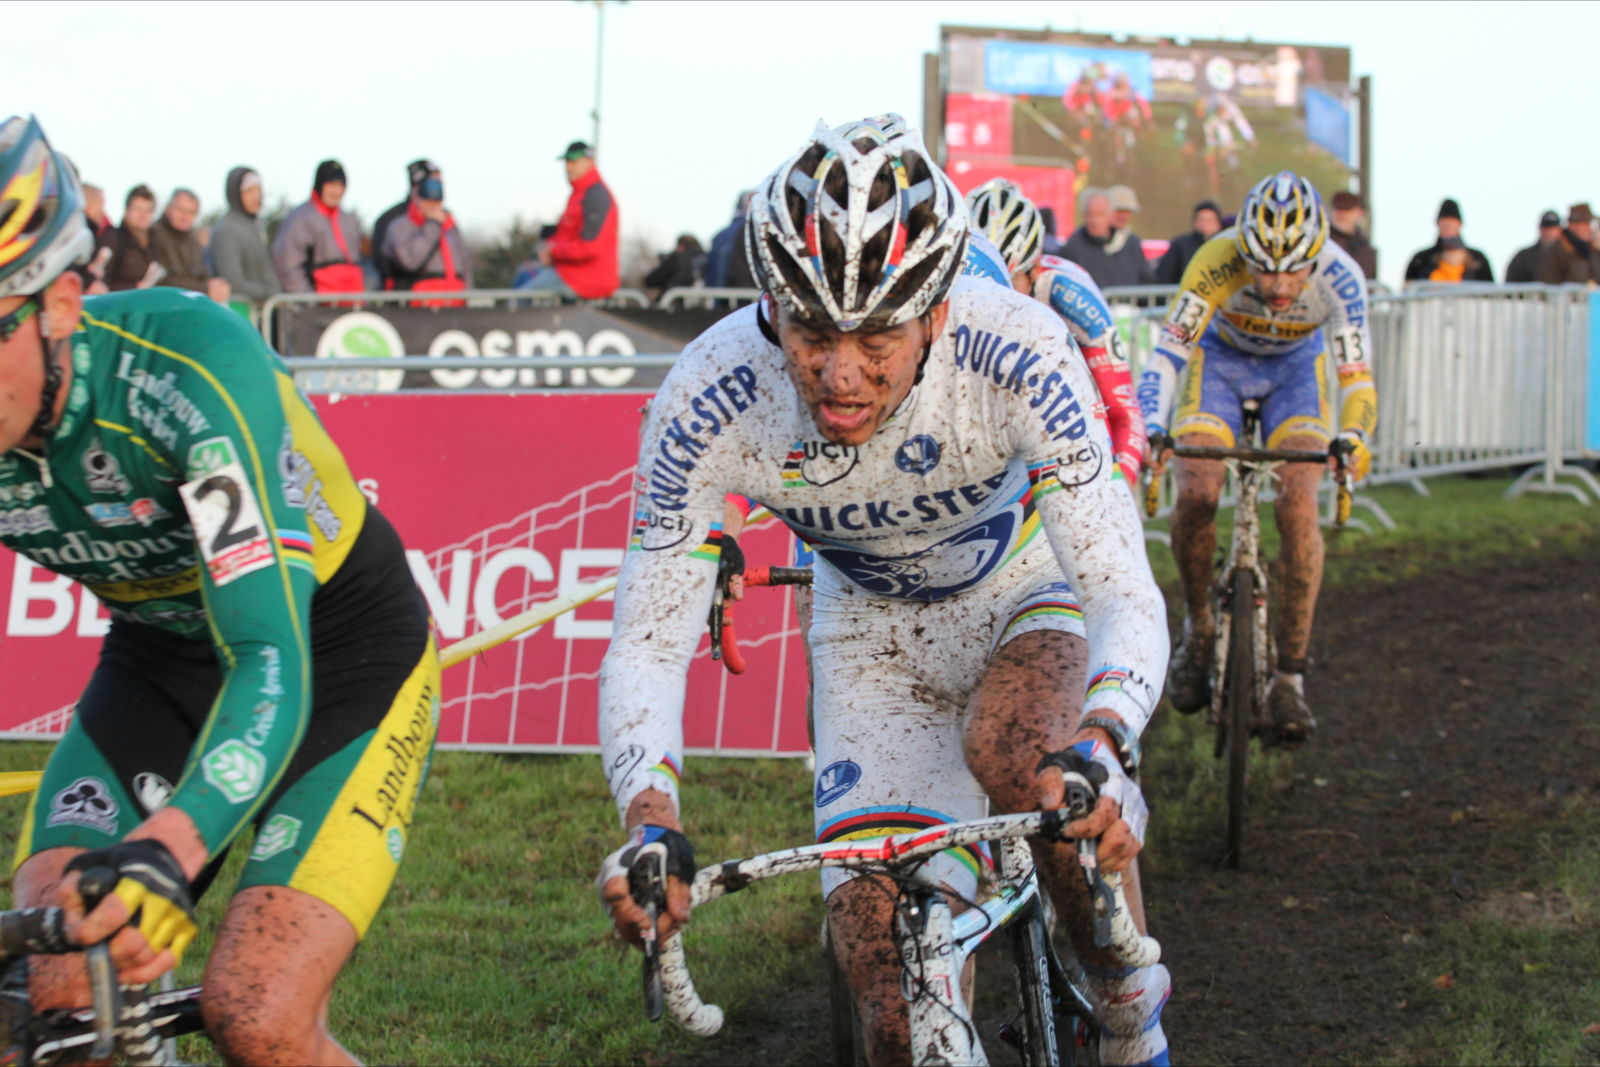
[
  {"x1": 1140, "y1": 172, "x2": 1376, "y2": 742},
  {"x1": 0, "y1": 116, "x2": 438, "y2": 1065}
]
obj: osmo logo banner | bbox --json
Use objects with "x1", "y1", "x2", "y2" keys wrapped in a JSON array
[
  {"x1": 0, "y1": 393, "x2": 811, "y2": 756},
  {"x1": 279, "y1": 304, "x2": 730, "y2": 391}
]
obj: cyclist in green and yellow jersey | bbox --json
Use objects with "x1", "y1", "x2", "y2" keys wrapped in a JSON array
[{"x1": 0, "y1": 115, "x2": 438, "y2": 1066}]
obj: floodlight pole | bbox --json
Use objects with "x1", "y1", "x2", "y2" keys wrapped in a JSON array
[{"x1": 585, "y1": 0, "x2": 626, "y2": 157}]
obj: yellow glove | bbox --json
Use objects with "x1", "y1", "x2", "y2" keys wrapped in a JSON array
[{"x1": 66, "y1": 839, "x2": 198, "y2": 964}]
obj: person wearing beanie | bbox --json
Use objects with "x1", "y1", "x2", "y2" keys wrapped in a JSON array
[
  {"x1": 271, "y1": 158, "x2": 364, "y2": 294},
  {"x1": 372, "y1": 157, "x2": 439, "y2": 288},
  {"x1": 1404, "y1": 197, "x2": 1493, "y2": 282},
  {"x1": 1156, "y1": 198, "x2": 1223, "y2": 284},
  {"x1": 1328, "y1": 190, "x2": 1378, "y2": 279},
  {"x1": 207, "y1": 167, "x2": 280, "y2": 305},
  {"x1": 1506, "y1": 210, "x2": 1567, "y2": 284}
]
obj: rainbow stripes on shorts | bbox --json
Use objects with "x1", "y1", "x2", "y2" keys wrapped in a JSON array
[
  {"x1": 817, "y1": 805, "x2": 992, "y2": 884},
  {"x1": 994, "y1": 581, "x2": 1084, "y2": 648}
]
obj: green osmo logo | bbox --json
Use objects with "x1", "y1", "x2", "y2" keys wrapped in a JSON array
[
  {"x1": 202, "y1": 740, "x2": 266, "y2": 804},
  {"x1": 315, "y1": 312, "x2": 406, "y2": 392},
  {"x1": 386, "y1": 826, "x2": 405, "y2": 862}
]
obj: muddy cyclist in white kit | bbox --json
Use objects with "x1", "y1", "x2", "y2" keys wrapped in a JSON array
[{"x1": 594, "y1": 117, "x2": 1173, "y2": 1065}]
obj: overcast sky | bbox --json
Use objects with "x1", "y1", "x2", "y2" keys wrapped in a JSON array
[{"x1": 15, "y1": 0, "x2": 1599, "y2": 288}]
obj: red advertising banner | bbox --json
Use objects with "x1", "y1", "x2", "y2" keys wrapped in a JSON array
[
  {"x1": 945, "y1": 157, "x2": 1081, "y2": 236},
  {"x1": 0, "y1": 393, "x2": 811, "y2": 756}
]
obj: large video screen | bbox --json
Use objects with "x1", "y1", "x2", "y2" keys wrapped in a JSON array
[{"x1": 939, "y1": 27, "x2": 1354, "y2": 243}]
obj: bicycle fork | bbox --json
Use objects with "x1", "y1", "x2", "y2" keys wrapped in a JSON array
[{"x1": 896, "y1": 890, "x2": 983, "y2": 1066}]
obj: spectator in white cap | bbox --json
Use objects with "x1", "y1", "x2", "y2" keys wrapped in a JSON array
[{"x1": 207, "y1": 166, "x2": 279, "y2": 306}]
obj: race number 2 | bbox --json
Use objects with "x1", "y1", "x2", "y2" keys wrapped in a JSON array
[{"x1": 179, "y1": 460, "x2": 274, "y2": 585}]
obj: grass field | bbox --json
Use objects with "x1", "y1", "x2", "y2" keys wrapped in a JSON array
[{"x1": 0, "y1": 472, "x2": 1595, "y2": 1065}]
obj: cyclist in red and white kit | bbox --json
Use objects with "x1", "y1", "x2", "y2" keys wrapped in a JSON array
[
  {"x1": 965, "y1": 178, "x2": 1146, "y2": 487},
  {"x1": 595, "y1": 118, "x2": 1172, "y2": 1066}
]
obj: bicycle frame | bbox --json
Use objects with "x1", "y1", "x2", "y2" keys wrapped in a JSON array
[{"x1": 652, "y1": 812, "x2": 1160, "y2": 1065}]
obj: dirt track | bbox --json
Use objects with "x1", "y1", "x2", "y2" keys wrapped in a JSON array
[
  {"x1": 669, "y1": 543, "x2": 1600, "y2": 1065},
  {"x1": 1148, "y1": 543, "x2": 1600, "y2": 1064}
]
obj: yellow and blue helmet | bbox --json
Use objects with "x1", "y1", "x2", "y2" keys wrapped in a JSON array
[
  {"x1": 0, "y1": 116, "x2": 93, "y2": 299},
  {"x1": 1235, "y1": 171, "x2": 1327, "y2": 273}
]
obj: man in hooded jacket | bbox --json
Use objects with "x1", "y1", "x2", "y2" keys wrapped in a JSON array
[
  {"x1": 272, "y1": 160, "x2": 364, "y2": 294},
  {"x1": 207, "y1": 167, "x2": 280, "y2": 306}
]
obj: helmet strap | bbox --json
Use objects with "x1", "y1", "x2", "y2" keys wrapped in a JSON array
[
  {"x1": 25, "y1": 328, "x2": 68, "y2": 444},
  {"x1": 911, "y1": 310, "x2": 934, "y2": 387}
]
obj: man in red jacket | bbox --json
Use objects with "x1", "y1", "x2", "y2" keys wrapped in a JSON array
[{"x1": 520, "y1": 140, "x2": 618, "y2": 299}]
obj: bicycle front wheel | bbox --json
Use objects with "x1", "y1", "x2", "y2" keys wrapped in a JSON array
[
  {"x1": 826, "y1": 934, "x2": 865, "y2": 1066},
  {"x1": 1225, "y1": 567, "x2": 1255, "y2": 869},
  {"x1": 1009, "y1": 901, "x2": 1063, "y2": 1066}
]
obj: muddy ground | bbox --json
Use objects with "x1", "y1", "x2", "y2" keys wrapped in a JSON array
[{"x1": 670, "y1": 543, "x2": 1599, "y2": 1065}]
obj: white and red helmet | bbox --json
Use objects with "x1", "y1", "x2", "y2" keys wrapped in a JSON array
[{"x1": 746, "y1": 117, "x2": 967, "y2": 331}]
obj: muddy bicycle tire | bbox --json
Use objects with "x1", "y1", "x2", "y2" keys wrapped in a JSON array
[
  {"x1": 1225, "y1": 568, "x2": 1255, "y2": 869},
  {"x1": 1009, "y1": 901, "x2": 1063, "y2": 1065},
  {"x1": 826, "y1": 937, "x2": 865, "y2": 1066}
]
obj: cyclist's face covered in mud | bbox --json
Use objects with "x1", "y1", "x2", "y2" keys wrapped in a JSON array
[
  {"x1": 777, "y1": 302, "x2": 949, "y2": 447},
  {"x1": 1251, "y1": 265, "x2": 1314, "y2": 311}
]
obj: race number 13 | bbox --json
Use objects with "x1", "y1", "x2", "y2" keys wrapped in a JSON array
[{"x1": 179, "y1": 460, "x2": 275, "y2": 585}]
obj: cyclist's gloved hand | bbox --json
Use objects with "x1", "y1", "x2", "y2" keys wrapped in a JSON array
[
  {"x1": 1036, "y1": 738, "x2": 1148, "y2": 873},
  {"x1": 1144, "y1": 427, "x2": 1172, "y2": 472},
  {"x1": 64, "y1": 839, "x2": 197, "y2": 965},
  {"x1": 1331, "y1": 431, "x2": 1371, "y2": 482},
  {"x1": 717, "y1": 533, "x2": 746, "y2": 602},
  {"x1": 596, "y1": 824, "x2": 696, "y2": 949}
]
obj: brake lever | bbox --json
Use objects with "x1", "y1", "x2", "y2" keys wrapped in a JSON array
[
  {"x1": 628, "y1": 845, "x2": 669, "y2": 1023},
  {"x1": 76, "y1": 868, "x2": 121, "y2": 1061},
  {"x1": 1059, "y1": 773, "x2": 1117, "y2": 948}
]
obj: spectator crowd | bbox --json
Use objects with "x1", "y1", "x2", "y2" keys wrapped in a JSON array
[
  {"x1": 72, "y1": 141, "x2": 1600, "y2": 315},
  {"x1": 73, "y1": 138, "x2": 627, "y2": 313}
]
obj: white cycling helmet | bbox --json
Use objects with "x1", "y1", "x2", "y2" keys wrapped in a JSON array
[
  {"x1": 746, "y1": 117, "x2": 968, "y2": 332},
  {"x1": 1235, "y1": 171, "x2": 1327, "y2": 273},
  {"x1": 0, "y1": 115, "x2": 94, "y2": 300},
  {"x1": 964, "y1": 179, "x2": 1044, "y2": 276}
]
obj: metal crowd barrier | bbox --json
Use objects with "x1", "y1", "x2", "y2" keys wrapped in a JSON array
[
  {"x1": 259, "y1": 287, "x2": 651, "y2": 343},
  {"x1": 657, "y1": 287, "x2": 761, "y2": 310},
  {"x1": 275, "y1": 279, "x2": 1596, "y2": 504}
]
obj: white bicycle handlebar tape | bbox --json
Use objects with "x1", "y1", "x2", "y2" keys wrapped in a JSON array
[
  {"x1": 659, "y1": 933, "x2": 725, "y2": 1037},
  {"x1": 1103, "y1": 870, "x2": 1161, "y2": 967}
]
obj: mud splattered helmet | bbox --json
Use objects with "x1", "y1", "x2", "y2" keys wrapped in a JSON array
[
  {"x1": 746, "y1": 117, "x2": 967, "y2": 332},
  {"x1": 964, "y1": 179, "x2": 1044, "y2": 276},
  {"x1": 0, "y1": 116, "x2": 93, "y2": 300},
  {"x1": 1235, "y1": 171, "x2": 1327, "y2": 273}
]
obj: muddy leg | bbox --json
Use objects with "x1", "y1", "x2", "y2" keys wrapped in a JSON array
[
  {"x1": 1170, "y1": 439, "x2": 1227, "y2": 634},
  {"x1": 201, "y1": 886, "x2": 359, "y2": 1066},
  {"x1": 962, "y1": 631, "x2": 1147, "y2": 961},
  {"x1": 1271, "y1": 438, "x2": 1327, "y2": 663}
]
